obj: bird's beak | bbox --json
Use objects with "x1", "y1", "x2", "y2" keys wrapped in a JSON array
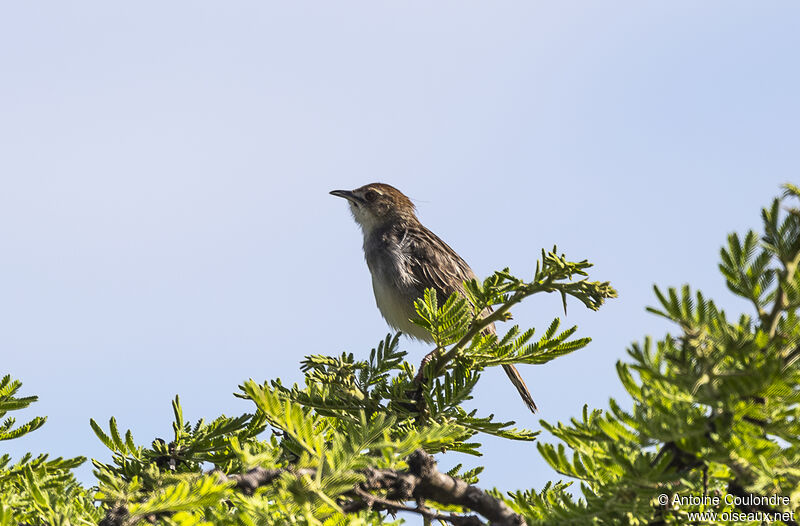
[{"x1": 330, "y1": 189, "x2": 362, "y2": 204}]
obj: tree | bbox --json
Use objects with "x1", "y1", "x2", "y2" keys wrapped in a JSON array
[
  {"x1": 0, "y1": 374, "x2": 96, "y2": 524},
  {"x1": 2, "y1": 185, "x2": 798, "y2": 525},
  {"x1": 530, "y1": 184, "x2": 800, "y2": 525}
]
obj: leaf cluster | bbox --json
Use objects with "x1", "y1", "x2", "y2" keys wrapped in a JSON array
[
  {"x1": 530, "y1": 185, "x2": 800, "y2": 524},
  {"x1": 0, "y1": 375, "x2": 94, "y2": 525},
  {"x1": 0, "y1": 247, "x2": 613, "y2": 525}
]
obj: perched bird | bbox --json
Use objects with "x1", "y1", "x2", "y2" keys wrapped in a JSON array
[{"x1": 330, "y1": 183, "x2": 537, "y2": 412}]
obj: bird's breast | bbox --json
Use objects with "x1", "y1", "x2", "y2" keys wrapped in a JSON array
[
  {"x1": 371, "y1": 273, "x2": 414, "y2": 327},
  {"x1": 363, "y1": 234, "x2": 431, "y2": 341}
]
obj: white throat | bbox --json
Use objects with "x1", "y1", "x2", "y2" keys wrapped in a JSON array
[{"x1": 349, "y1": 201, "x2": 382, "y2": 238}]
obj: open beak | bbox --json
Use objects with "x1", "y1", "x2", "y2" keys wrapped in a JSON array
[{"x1": 330, "y1": 189, "x2": 362, "y2": 204}]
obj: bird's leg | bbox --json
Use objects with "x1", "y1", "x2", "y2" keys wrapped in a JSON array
[
  {"x1": 401, "y1": 346, "x2": 444, "y2": 421},
  {"x1": 413, "y1": 346, "x2": 442, "y2": 384}
]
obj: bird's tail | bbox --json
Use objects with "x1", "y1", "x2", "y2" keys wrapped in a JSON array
[{"x1": 501, "y1": 364, "x2": 537, "y2": 413}]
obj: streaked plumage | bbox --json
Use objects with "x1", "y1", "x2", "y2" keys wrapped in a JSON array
[{"x1": 331, "y1": 183, "x2": 537, "y2": 412}]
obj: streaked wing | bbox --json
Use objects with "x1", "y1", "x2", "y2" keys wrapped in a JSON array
[
  {"x1": 398, "y1": 224, "x2": 498, "y2": 334},
  {"x1": 396, "y1": 223, "x2": 536, "y2": 412},
  {"x1": 399, "y1": 224, "x2": 477, "y2": 300}
]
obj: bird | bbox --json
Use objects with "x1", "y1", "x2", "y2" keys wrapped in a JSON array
[{"x1": 330, "y1": 182, "x2": 537, "y2": 412}]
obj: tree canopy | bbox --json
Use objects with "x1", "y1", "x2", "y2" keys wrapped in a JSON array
[{"x1": 2, "y1": 185, "x2": 799, "y2": 525}]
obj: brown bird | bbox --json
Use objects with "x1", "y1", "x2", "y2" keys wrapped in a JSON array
[{"x1": 330, "y1": 183, "x2": 537, "y2": 412}]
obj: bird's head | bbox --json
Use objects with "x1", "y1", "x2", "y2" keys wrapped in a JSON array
[{"x1": 330, "y1": 183, "x2": 417, "y2": 233}]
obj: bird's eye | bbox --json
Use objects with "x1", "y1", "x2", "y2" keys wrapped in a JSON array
[{"x1": 364, "y1": 190, "x2": 378, "y2": 202}]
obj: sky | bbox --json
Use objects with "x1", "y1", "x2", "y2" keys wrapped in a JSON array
[{"x1": 1, "y1": 1, "x2": 799, "y2": 496}]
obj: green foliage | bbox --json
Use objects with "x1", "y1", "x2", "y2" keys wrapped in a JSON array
[
  {"x1": 0, "y1": 375, "x2": 95, "y2": 525},
  {"x1": 1, "y1": 247, "x2": 613, "y2": 525},
  {"x1": 531, "y1": 185, "x2": 800, "y2": 524},
  {"x1": 9, "y1": 185, "x2": 800, "y2": 525},
  {"x1": 412, "y1": 249, "x2": 614, "y2": 406},
  {"x1": 0, "y1": 374, "x2": 46, "y2": 442}
]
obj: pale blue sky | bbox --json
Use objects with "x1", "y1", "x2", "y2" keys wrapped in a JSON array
[{"x1": 2, "y1": 2, "x2": 798, "y2": 493}]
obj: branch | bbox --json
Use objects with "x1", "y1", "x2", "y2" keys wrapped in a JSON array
[
  {"x1": 766, "y1": 250, "x2": 800, "y2": 337},
  {"x1": 349, "y1": 486, "x2": 485, "y2": 525},
  {"x1": 431, "y1": 288, "x2": 529, "y2": 378},
  {"x1": 405, "y1": 449, "x2": 525, "y2": 525},
  {"x1": 427, "y1": 260, "x2": 616, "y2": 380},
  {"x1": 766, "y1": 284, "x2": 786, "y2": 338},
  {"x1": 349, "y1": 450, "x2": 525, "y2": 526},
  {"x1": 98, "y1": 506, "x2": 130, "y2": 526},
  {"x1": 226, "y1": 466, "x2": 316, "y2": 495},
  {"x1": 213, "y1": 450, "x2": 525, "y2": 526}
]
